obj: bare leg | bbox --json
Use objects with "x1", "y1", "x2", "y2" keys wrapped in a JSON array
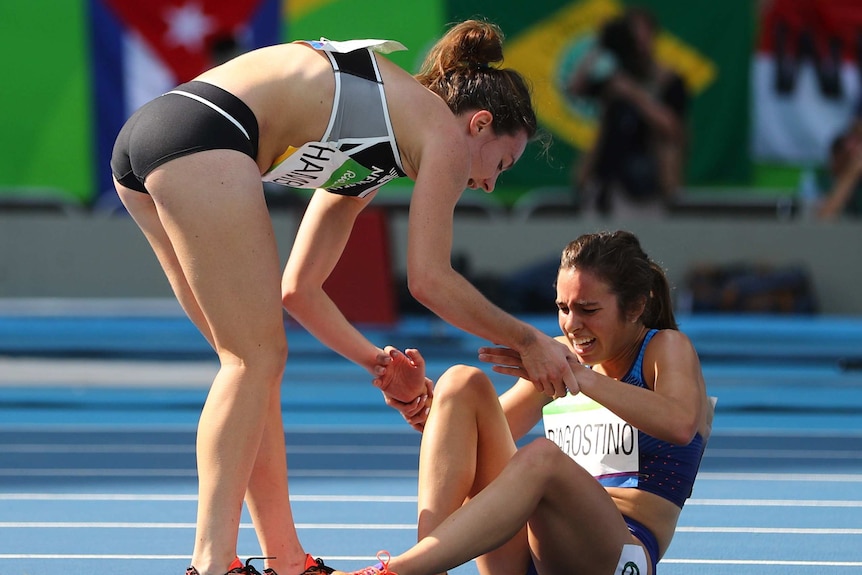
[
  {"x1": 416, "y1": 366, "x2": 530, "y2": 575},
  {"x1": 389, "y1": 439, "x2": 632, "y2": 575},
  {"x1": 116, "y1": 150, "x2": 303, "y2": 575},
  {"x1": 245, "y1": 385, "x2": 309, "y2": 575}
]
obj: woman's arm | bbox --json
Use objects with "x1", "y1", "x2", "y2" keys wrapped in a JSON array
[
  {"x1": 481, "y1": 331, "x2": 706, "y2": 445},
  {"x1": 402, "y1": 147, "x2": 577, "y2": 399},
  {"x1": 282, "y1": 189, "x2": 422, "y2": 402},
  {"x1": 577, "y1": 330, "x2": 705, "y2": 445}
]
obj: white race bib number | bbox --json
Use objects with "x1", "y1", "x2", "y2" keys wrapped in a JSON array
[{"x1": 543, "y1": 393, "x2": 639, "y2": 487}]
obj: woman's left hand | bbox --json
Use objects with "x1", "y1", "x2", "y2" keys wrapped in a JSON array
[{"x1": 382, "y1": 377, "x2": 434, "y2": 432}]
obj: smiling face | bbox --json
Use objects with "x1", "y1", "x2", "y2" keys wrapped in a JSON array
[
  {"x1": 465, "y1": 111, "x2": 529, "y2": 193},
  {"x1": 556, "y1": 267, "x2": 644, "y2": 373}
]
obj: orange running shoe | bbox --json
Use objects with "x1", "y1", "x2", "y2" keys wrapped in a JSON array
[
  {"x1": 185, "y1": 556, "x2": 249, "y2": 575},
  {"x1": 340, "y1": 551, "x2": 398, "y2": 575},
  {"x1": 262, "y1": 554, "x2": 334, "y2": 575}
]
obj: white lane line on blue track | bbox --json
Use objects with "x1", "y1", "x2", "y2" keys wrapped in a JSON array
[
  {"x1": 2, "y1": 522, "x2": 858, "y2": 535},
  {"x1": 698, "y1": 472, "x2": 862, "y2": 482},
  {"x1": 662, "y1": 559, "x2": 862, "y2": 567},
  {"x1": 0, "y1": 522, "x2": 416, "y2": 529},
  {"x1": 0, "y1": 493, "x2": 417, "y2": 502},
  {"x1": 1, "y1": 554, "x2": 860, "y2": 568}
]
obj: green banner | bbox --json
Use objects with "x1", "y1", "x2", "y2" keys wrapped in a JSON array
[{"x1": 0, "y1": 0, "x2": 93, "y2": 205}]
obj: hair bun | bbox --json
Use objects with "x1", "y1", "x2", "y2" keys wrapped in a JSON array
[{"x1": 453, "y1": 20, "x2": 504, "y2": 68}]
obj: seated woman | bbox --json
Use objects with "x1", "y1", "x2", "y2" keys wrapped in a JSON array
[{"x1": 338, "y1": 229, "x2": 714, "y2": 575}]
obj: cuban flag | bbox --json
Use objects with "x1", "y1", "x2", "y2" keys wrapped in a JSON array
[{"x1": 89, "y1": 0, "x2": 281, "y2": 208}]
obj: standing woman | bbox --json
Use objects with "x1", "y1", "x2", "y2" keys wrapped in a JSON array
[
  {"x1": 111, "y1": 19, "x2": 576, "y2": 575},
  {"x1": 335, "y1": 230, "x2": 713, "y2": 575}
]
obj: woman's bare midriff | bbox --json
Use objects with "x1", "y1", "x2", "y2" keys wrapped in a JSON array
[{"x1": 193, "y1": 43, "x2": 337, "y2": 173}]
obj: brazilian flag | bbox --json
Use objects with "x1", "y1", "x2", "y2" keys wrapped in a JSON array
[{"x1": 445, "y1": 0, "x2": 754, "y2": 200}]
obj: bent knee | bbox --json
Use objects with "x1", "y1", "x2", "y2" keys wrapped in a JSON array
[
  {"x1": 434, "y1": 364, "x2": 498, "y2": 404},
  {"x1": 512, "y1": 437, "x2": 573, "y2": 478}
]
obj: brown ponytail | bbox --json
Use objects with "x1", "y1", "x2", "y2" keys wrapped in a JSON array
[{"x1": 415, "y1": 19, "x2": 538, "y2": 138}]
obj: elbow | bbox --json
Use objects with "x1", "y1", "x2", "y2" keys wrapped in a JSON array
[
  {"x1": 281, "y1": 282, "x2": 304, "y2": 315},
  {"x1": 407, "y1": 267, "x2": 446, "y2": 310},
  {"x1": 666, "y1": 414, "x2": 700, "y2": 446}
]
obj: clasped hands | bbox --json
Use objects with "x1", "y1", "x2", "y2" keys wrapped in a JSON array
[
  {"x1": 373, "y1": 338, "x2": 580, "y2": 430},
  {"x1": 373, "y1": 346, "x2": 433, "y2": 431}
]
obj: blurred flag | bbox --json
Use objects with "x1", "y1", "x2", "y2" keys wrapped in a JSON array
[
  {"x1": 89, "y1": 0, "x2": 281, "y2": 207},
  {"x1": 752, "y1": 0, "x2": 862, "y2": 165}
]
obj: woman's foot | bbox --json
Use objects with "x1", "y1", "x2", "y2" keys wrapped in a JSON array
[
  {"x1": 262, "y1": 554, "x2": 335, "y2": 575},
  {"x1": 332, "y1": 552, "x2": 398, "y2": 575},
  {"x1": 185, "y1": 556, "x2": 247, "y2": 575}
]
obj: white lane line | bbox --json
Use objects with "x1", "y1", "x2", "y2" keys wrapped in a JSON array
[
  {"x1": 697, "y1": 472, "x2": 862, "y2": 482},
  {"x1": 0, "y1": 493, "x2": 417, "y2": 502},
  {"x1": 0, "y1": 444, "x2": 418, "y2": 454},
  {"x1": 662, "y1": 559, "x2": 862, "y2": 567},
  {"x1": 8, "y1": 494, "x2": 862, "y2": 507},
  {"x1": 688, "y1": 498, "x2": 862, "y2": 507},
  {"x1": 0, "y1": 554, "x2": 860, "y2": 567},
  {"x1": 0, "y1": 522, "x2": 415, "y2": 529},
  {"x1": 705, "y1": 448, "x2": 862, "y2": 459},
  {"x1": 0, "y1": 469, "x2": 419, "y2": 477},
  {"x1": 0, "y1": 522, "x2": 857, "y2": 535},
  {"x1": 6, "y1": 470, "x2": 862, "y2": 480}
]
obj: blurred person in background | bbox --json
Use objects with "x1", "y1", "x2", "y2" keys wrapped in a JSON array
[
  {"x1": 815, "y1": 126, "x2": 862, "y2": 220},
  {"x1": 568, "y1": 7, "x2": 689, "y2": 219}
]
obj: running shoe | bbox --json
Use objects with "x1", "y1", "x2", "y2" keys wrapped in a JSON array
[
  {"x1": 186, "y1": 556, "x2": 248, "y2": 575},
  {"x1": 186, "y1": 556, "x2": 266, "y2": 575},
  {"x1": 337, "y1": 551, "x2": 398, "y2": 575},
  {"x1": 262, "y1": 553, "x2": 335, "y2": 575}
]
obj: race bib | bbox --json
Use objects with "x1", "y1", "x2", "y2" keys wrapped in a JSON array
[
  {"x1": 543, "y1": 393, "x2": 639, "y2": 487},
  {"x1": 263, "y1": 143, "x2": 372, "y2": 190}
]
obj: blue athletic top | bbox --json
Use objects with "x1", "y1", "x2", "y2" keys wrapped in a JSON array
[{"x1": 622, "y1": 329, "x2": 706, "y2": 508}]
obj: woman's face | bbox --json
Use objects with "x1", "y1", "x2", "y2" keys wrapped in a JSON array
[
  {"x1": 556, "y1": 267, "x2": 634, "y2": 367},
  {"x1": 466, "y1": 126, "x2": 528, "y2": 193}
]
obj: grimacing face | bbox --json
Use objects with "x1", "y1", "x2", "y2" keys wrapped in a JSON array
[{"x1": 556, "y1": 267, "x2": 631, "y2": 367}]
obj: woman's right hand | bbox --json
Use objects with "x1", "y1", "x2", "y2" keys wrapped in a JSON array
[{"x1": 479, "y1": 334, "x2": 579, "y2": 399}]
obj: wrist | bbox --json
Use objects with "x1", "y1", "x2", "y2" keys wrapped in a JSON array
[{"x1": 514, "y1": 324, "x2": 540, "y2": 352}]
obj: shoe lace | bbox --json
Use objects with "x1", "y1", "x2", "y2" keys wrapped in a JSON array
[
  {"x1": 301, "y1": 557, "x2": 335, "y2": 575},
  {"x1": 353, "y1": 551, "x2": 393, "y2": 575},
  {"x1": 237, "y1": 556, "x2": 274, "y2": 575}
]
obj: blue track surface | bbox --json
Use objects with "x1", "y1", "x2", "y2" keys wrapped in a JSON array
[{"x1": 1, "y1": 311, "x2": 861, "y2": 574}]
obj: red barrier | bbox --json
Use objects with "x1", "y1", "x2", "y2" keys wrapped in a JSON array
[{"x1": 323, "y1": 207, "x2": 398, "y2": 325}]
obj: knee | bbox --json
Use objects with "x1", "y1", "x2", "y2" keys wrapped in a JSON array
[
  {"x1": 434, "y1": 364, "x2": 498, "y2": 406},
  {"x1": 218, "y1": 332, "x2": 287, "y2": 385},
  {"x1": 510, "y1": 438, "x2": 572, "y2": 483}
]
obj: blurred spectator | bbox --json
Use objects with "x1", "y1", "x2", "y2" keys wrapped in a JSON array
[
  {"x1": 568, "y1": 6, "x2": 688, "y2": 218},
  {"x1": 814, "y1": 127, "x2": 862, "y2": 220}
]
